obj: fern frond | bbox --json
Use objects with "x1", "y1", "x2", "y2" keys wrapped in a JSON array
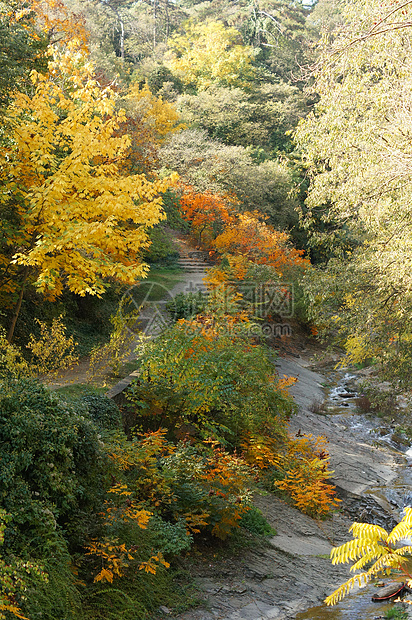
[
  {"x1": 402, "y1": 507, "x2": 412, "y2": 526},
  {"x1": 350, "y1": 548, "x2": 386, "y2": 572},
  {"x1": 367, "y1": 551, "x2": 406, "y2": 576},
  {"x1": 324, "y1": 572, "x2": 370, "y2": 606},
  {"x1": 331, "y1": 539, "x2": 382, "y2": 564},
  {"x1": 349, "y1": 522, "x2": 388, "y2": 542},
  {"x1": 392, "y1": 546, "x2": 412, "y2": 558},
  {"x1": 387, "y1": 520, "x2": 412, "y2": 544}
]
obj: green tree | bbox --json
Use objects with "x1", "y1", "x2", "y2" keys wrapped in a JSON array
[
  {"x1": 128, "y1": 318, "x2": 294, "y2": 445},
  {"x1": 160, "y1": 128, "x2": 298, "y2": 228},
  {"x1": 0, "y1": 0, "x2": 47, "y2": 108},
  {"x1": 177, "y1": 82, "x2": 308, "y2": 151},
  {"x1": 295, "y1": 0, "x2": 412, "y2": 385}
]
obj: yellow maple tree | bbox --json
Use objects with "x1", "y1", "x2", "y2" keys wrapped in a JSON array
[
  {"x1": 1, "y1": 42, "x2": 176, "y2": 339},
  {"x1": 165, "y1": 21, "x2": 256, "y2": 91}
]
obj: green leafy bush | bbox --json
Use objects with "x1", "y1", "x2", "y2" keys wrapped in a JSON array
[
  {"x1": 80, "y1": 394, "x2": 122, "y2": 430},
  {"x1": 0, "y1": 379, "x2": 110, "y2": 545},
  {"x1": 166, "y1": 291, "x2": 208, "y2": 321},
  {"x1": 127, "y1": 321, "x2": 294, "y2": 446},
  {"x1": 144, "y1": 226, "x2": 180, "y2": 266},
  {"x1": 239, "y1": 507, "x2": 276, "y2": 537},
  {"x1": 0, "y1": 379, "x2": 111, "y2": 618},
  {"x1": 103, "y1": 430, "x2": 253, "y2": 541}
]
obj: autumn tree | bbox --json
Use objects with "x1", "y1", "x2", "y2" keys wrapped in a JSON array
[
  {"x1": 179, "y1": 186, "x2": 235, "y2": 245},
  {"x1": 160, "y1": 128, "x2": 298, "y2": 229},
  {"x1": 1, "y1": 43, "x2": 175, "y2": 341},
  {"x1": 295, "y1": 0, "x2": 412, "y2": 385},
  {"x1": 115, "y1": 82, "x2": 183, "y2": 175},
  {"x1": 165, "y1": 21, "x2": 257, "y2": 91},
  {"x1": 214, "y1": 212, "x2": 308, "y2": 272},
  {"x1": 0, "y1": 0, "x2": 47, "y2": 108}
]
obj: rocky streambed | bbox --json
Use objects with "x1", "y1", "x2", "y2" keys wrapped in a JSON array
[{"x1": 167, "y1": 353, "x2": 412, "y2": 620}]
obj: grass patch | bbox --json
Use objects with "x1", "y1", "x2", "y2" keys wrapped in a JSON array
[
  {"x1": 127, "y1": 272, "x2": 184, "y2": 306},
  {"x1": 52, "y1": 383, "x2": 107, "y2": 400},
  {"x1": 82, "y1": 564, "x2": 200, "y2": 620},
  {"x1": 385, "y1": 607, "x2": 408, "y2": 620}
]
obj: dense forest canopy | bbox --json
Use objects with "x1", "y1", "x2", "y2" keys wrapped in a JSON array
[
  {"x1": 4, "y1": 0, "x2": 412, "y2": 617},
  {"x1": 296, "y1": 0, "x2": 412, "y2": 385},
  {"x1": 0, "y1": 0, "x2": 324, "y2": 343}
]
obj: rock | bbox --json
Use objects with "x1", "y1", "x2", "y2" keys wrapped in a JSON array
[
  {"x1": 159, "y1": 606, "x2": 171, "y2": 615},
  {"x1": 371, "y1": 582, "x2": 405, "y2": 601}
]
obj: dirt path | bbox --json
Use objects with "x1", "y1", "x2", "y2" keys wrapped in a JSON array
[{"x1": 47, "y1": 234, "x2": 209, "y2": 390}]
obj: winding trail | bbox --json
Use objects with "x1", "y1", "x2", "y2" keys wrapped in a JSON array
[
  {"x1": 45, "y1": 233, "x2": 410, "y2": 618},
  {"x1": 47, "y1": 233, "x2": 210, "y2": 390}
]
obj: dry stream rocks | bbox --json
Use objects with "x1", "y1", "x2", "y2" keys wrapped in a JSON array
[{"x1": 167, "y1": 353, "x2": 412, "y2": 620}]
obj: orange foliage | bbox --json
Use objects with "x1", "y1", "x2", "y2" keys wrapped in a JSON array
[
  {"x1": 198, "y1": 447, "x2": 251, "y2": 539},
  {"x1": 275, "y1": 460, "x2": 340, "y2": 518},
  {"x1": 242, "y1": 432, "x2": 340, "y2": 518},
  {"x1": 274, "y1": 433, "x2": 341, "y2": 518},
  {"x1": 277, "y1": 374, "x2": 298, "y2": 397},
  {"x1": 33, "y1": 0, "x2": 89, "y2": 52},
  {"x1": 179, "y1": 186, "x2": 235, "y2": 245},
  {"x1": 214, "y1": 212, "x2": 309, "y2": 274}
]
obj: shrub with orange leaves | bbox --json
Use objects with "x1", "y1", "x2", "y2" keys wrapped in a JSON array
[
  {"x1": 242, "y1": 432, "x2": 340, "y2": 518},
  {"x1": 214, "y1": 212, "x2": 309, "y2": 274},
  {"x1": 179, "y1": 186, "x2": 235, "y2": 246},
  {"x1": 274, "y1": 434, "x2": 340, "y2": 518}
]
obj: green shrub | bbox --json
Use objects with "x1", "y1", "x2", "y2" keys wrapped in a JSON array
[
  {"x1": 384, "y1": 608, "x2": 408, "y2": 620},
  {"x1": 144, "y1": 226, "x2": 180, "y2": 266},
  {"x1": 239, "y1": 506, "x2": 276, "y2": 537},
  {"x1": 101, "y1": 431, "x2": 253, "y2": 541},
  {"x1": 24, "y1": 552, "x2": 85, "y2": 620},
  {"x1": 80, "y1": 394, "x2": 122, "y2": 430},
  {"x1": 162, "y1": 189, "x2": 189, "y2": 232},
  {"x1": 127, "y1": 321, "x2": 294, "y2": 446},
  {"x1": 166, "y1": 291, "x2": 208, "y2": 321},
  {"x1": 0, "y1": 379, "x2": 108, "y2": 555}
]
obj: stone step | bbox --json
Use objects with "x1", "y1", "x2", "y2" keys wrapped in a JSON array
[
  {"x1": 177, "y1": 261, "x2": 211, "y2": 270},
  {"x1": 178, "y1": 266, "x2": 208, "y2": 273}
]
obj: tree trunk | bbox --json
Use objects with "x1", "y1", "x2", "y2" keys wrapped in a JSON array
[
  {"x1": 153, "y1": 0, "x2": 157, "y2": 49},
  {"x1": 7, "y1": 267, "x2": 29, "y2": 343}
]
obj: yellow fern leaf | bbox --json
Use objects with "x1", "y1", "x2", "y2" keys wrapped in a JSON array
[
  {"x1": 325, "y1": 572, "x2": 369, "y2": 606},
  {"x1": 349, "y1": 522, "x2": 388, "y2": 542},
  {"x1": 350, "y1": 548, "x2": 386, "y2": 572},
  {"x1": 331, "y1": 539, "x2": 366, "y2": 564},
  {"x1": 387, "y1": 519, "x2": 412, "y2": 544}
]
